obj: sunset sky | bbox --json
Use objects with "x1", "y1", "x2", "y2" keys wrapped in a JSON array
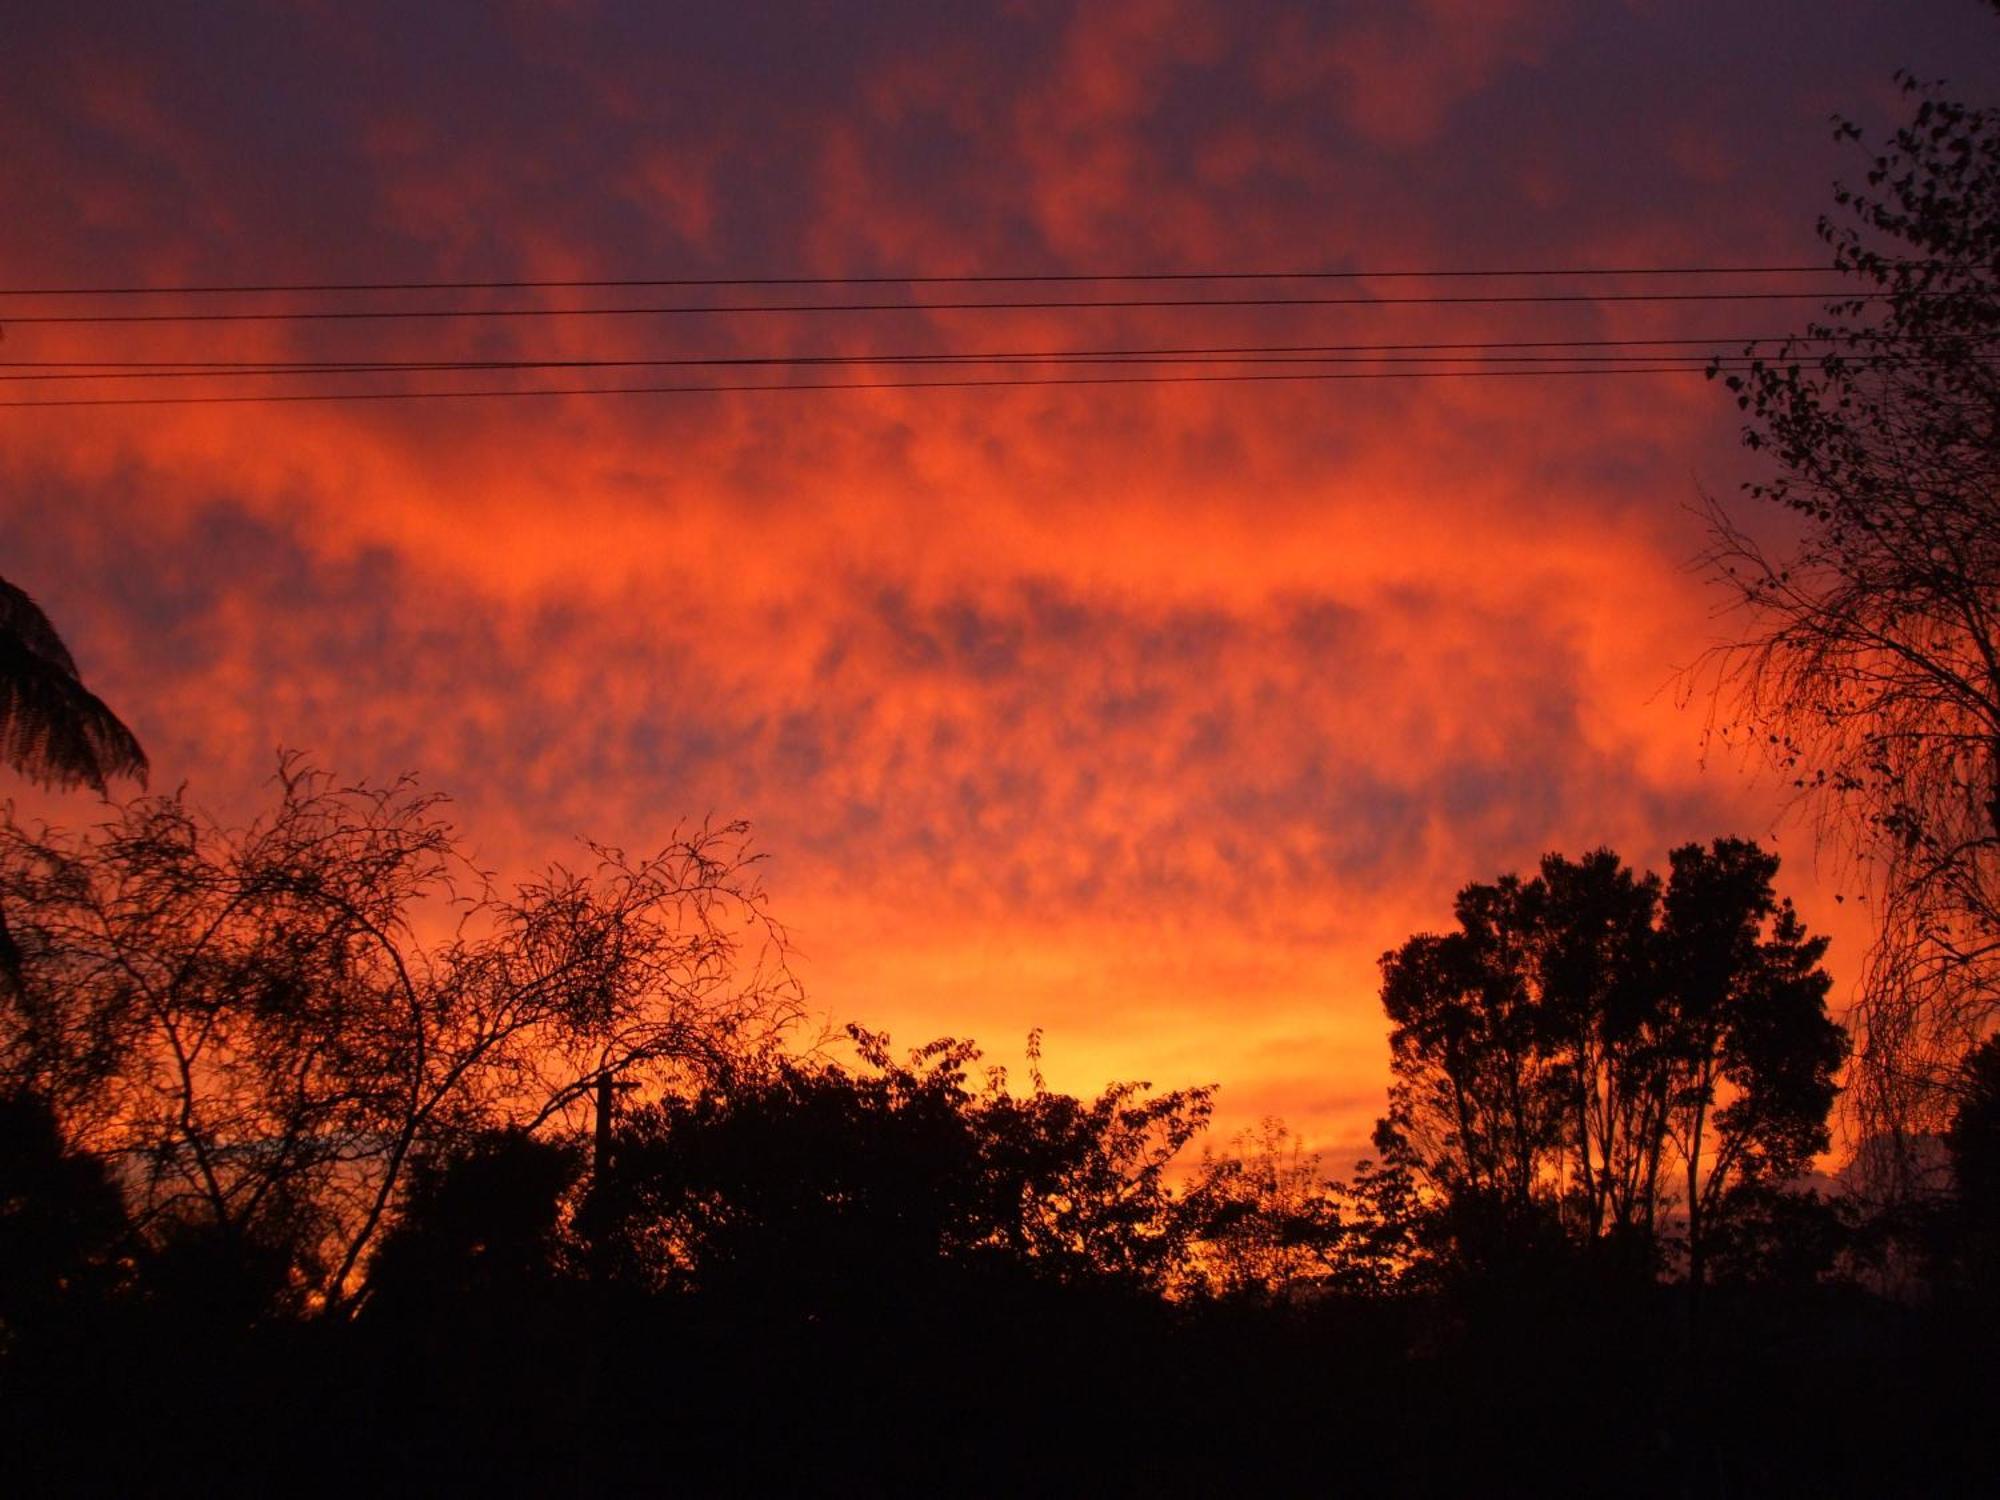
[{"x1": 6, "y1": 0, "x2": 1999, "y2": 1170}]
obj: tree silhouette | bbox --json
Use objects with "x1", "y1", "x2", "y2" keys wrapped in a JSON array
[
  {"x1": 595, "y1": 1026, "x2": 1213, "y2": 1304},
  {"x1": 365, "y1": 1128, "x2": 583, "y2": 1308},
  {"x1": 1658, "y1": 842, "x2": 1848, "y2": 1292},
  {"x1": 1947, "y1": 1034, "x2": 2000, "y2": 1246},
  {"x1": 601, "y1": 1042, "x2": 988, "y2": 1315},
  {"x1": 0, "y1": 1089, "x2": 130, "y2": 1346},
  {"x1": 1185, "y1": 1117, "x2": 1345, "y2": 1300},
  {"x1": 1372, "y1": 841, "x2": 1845, "y2": 1284},
  {"x1": 0, "y1": 576, "x2": 145, "y2": 795},
  {"x1": 972, "y1": 1034, "x2": 1214, "y2": 1292},
  {"x1": 0, "y1": 758, "x2": 801, "y2": 1305},
  {"x1": 1703, "y1": 67, "x2": 2000, "y2": 1156}
]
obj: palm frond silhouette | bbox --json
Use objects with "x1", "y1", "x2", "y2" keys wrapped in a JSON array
[{"x1": 0, "y1": 576, "x2": 147, "y2": 793}]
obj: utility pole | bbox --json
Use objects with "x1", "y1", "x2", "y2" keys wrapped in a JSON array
[
  {"x1": 581, "y1": 1064, "x2": 636, "y2": 1488},
  {"x1": 586, "y1": 1066, "x2": 638, "y2": 1283},
  {"x1": 594, "y1": 1069, "x2": 615, "y2": 1183}
]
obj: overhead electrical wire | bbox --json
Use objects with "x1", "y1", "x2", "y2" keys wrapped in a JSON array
[
  {"x1": 0, "y1": 351, "x2": 1949, "y2": 385},
  {"x1": 0, "y1": 355, "x2": 1769, "y2": 382},
  {"x1": 0, "y1": 259, "x2": 1970, "y2": 411},
  {"x1": 0, "y1": 331, "x2": 1907, "y2": 373},
  {"x1": 0, "y1": 358, "x2": 1961, "y2": 411},
  {"x1": 0, "y1": 333, "x2": 1863, "y2": 374},
  {"x1": 0, "y1": 332, "x2": 1966, "y2": 393},
  {"x1": 0, "y1": 288, "x2": 1905, "y2": 328},
  {"x1": 0, "y1": 262, "x2": 1884, "y2": 297}
]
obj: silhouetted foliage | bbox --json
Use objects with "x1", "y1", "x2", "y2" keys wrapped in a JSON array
[
  {"x1": 1325, "y1": 1141, "x2": 1428, "y2": 1295},
  {"x1": 137, "y1": 1217, "x2": 308, "y2": 1329},
  {"x1": 366, "y1": 1128, "x2": 584, "y2": 1308},
  {"x1": 1948, "y1": 1034, "x2": 2000, "y2": 1225},
  {"x1": 1698, "y1": 1179, "x2": 1850, "y2": 1290},
  {"x1": 1938, "y1": 1034, "x2": 2000, "y2": 1296},
  {"x1": 1704, "y1": 69, "x2": 2000, "y2": 1157},
  {"x1": 1184, "y1": 1117, "x2": 1346, "y2": 1300},
  {"x1": 0, "y1": 1089, "x2": 129, "y2": 1345},
  {"x1": 1371, "y1": 840, "x2": 1846, "y2": 1287},
  {"x1": 0, "y1": 574, "x2": 146, "y2": 795},
  {"x1": 598, "y1": 1026, "x2": 1213, "y2": 1308},
  {"x1": 0, "y1": 758, "x2": 800, "y2": 1304},
  {"x1": 600, "y1": 1035, "x2": 993, "y2": 1306},
  {"x1": 972, "y1": 1030, "x2": 1213, "y2": 1290}
]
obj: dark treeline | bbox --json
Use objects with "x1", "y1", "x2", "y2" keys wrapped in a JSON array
[{"x1": 1, "y1": 770, "x2": 1995, "y2": 1495}]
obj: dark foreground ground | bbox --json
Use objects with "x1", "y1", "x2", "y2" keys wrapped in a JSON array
[{"x1": 5, "y1": 1271, "x2": 1992, "y2": 1497}]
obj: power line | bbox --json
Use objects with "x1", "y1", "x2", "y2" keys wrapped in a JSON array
[
  {"x1": 0, "y1": 263, "x2": 1867, "y2": 298},
  {"x1": 0, "y1": 356, "x2": 1756, "y2": 384},
  {"x1": 1, "y1": 350, "x2": 1950, "y2": 385},
  {"x1": 0, "y1": 332, "x2": 1884, "y2": 372},
  {"x1": 0, "y1": 332, "x2": 1958, "y2": 388},
  {"x1": 0, "y1": 361, "x2": 1826, "y2": 411},
  {"x1": 0, "y1": 355, "x2": 1753, "y2": 383},
  {"x1": 0, "y1": 288, "x2": 1897, "y2": 328},
  {"x1": 0, "y1": 334, "x2": 1839, "y2": 372}
]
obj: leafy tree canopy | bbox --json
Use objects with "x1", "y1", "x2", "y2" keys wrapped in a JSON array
[{"x1": 1372, "y1": 840, "x2": 1846, "y2": 1286}]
